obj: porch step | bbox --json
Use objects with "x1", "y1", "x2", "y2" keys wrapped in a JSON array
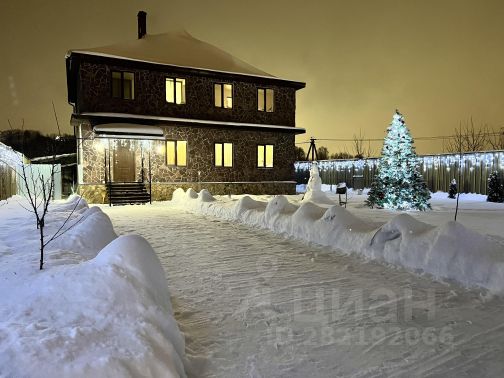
[{"x1": 106, "y1": 182, "x2": 150, "y2": 205}]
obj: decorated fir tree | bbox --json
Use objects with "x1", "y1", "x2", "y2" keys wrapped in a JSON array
[
  {"x1": 448, "y1": 179, "x2": 457, "y2": 199},
  {"x1": 366, "y1": 110, "x2": 431, "y2": 210},
  {"x1": 487, "y1": 171, "x2": 504, "y2": 203}
]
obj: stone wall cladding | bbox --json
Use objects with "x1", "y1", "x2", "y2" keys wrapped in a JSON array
[
  {"x1": 78, "y1": 184, "x2": 108, "y2": 204},
  {"x1": 77, "y1": 182, "x2": 295, "y2": 204},
  {"x1": 79, "y1": 121, "x2": 296, "y2": 186},
  {"x1": 80, "y1": 124, "x2": 106, "y2": 184},
  {"x1": 77, "y1": 57, "x2": 297, "y2": 127}
]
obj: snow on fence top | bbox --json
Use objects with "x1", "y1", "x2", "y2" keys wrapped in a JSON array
[
  {"x1": 295, "y1": 150, "x2": 504, "y2": 172},
  {"x1": 0, "y1": 141, "x2": 24, "y2": 169}
]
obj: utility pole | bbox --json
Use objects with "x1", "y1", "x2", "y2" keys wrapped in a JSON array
[{"x1": 305, "y1": 137, "x2": 319, "y2": 161}]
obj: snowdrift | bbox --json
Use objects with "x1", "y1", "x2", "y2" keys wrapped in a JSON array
[
  {"x1": 172, "y1": 188, "x2": 504, "y2": 295},
  {"x1": 0, "y1": 197, "x2": 187, "y2": 378}
]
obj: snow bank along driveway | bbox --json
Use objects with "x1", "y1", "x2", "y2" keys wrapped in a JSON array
[
  {"x1": 103, "y1": 192, "x2": 504, "y2": 377},
  {"x1": 174, "y1": 188, "x2": 504, "y2": 295},
  {"x1": 0, "y1": 196, "x2": 187, "y2": 377}
]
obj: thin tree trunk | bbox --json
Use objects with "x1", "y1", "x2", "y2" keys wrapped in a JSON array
[{"x1": 39, "y1": 220, "x2": 44, "y2": 270}]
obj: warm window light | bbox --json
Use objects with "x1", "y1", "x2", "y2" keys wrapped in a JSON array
[
  {"x1": 265, "y1": 89, "x2": 274, "y2": 112},
  {"x1": 257, "y1": 145, "x2": 265, "y2": 166},
  {"x1": 166, "y1": 78, "x2": 186, "y2": 104},
  {"x1": 258, "y1": 89, "x2": 265, "y2": 112},
  {"x1": 215, "y1": 142, "x2": 233, "y2": 167},
  {"x1": 166, "y1": 140, "x2": 187, "y2": 166},
  {"x1": 223, "y1": 84, "x2": 232, "y2": 109},
  {"x1": 223, "y1": 143, "x2": 232, "y2": 167},
  {"x1": 177, "y1": 141, "x2": 187, "y2": 166},
  {"x1": 215, "y1": 83, "x2": 233, "y2": 109},
  {"x1": 166, "y1": 141, "x2": 176, "y2": 165},
  {"x1": 258, "y1": 88, "x2": 274, "y2": 112},
  {"x1": 214, "y1": 85, "x2": 222, "y2": 107},
  {"x1": 265, "y1": 145, "x2": 273, "y2": 167},
  {"x1": 215, "y1": 143, "x2": 222, "y2": 166},
  {"x1": 257, "y1": 144, "x2": 274, "y2": 167}
]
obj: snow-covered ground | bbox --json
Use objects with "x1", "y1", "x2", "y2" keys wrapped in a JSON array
[
  {"x1": 3, "y1": 188, "x2": 504, "y2": 377},
  {"x1": 171, "y1": 188, "x2": 504, "y2": 295},
  {"x1": 0, "y1": 196, "x2": 187, "y2": 377},
  {"x1": 298, "y1": 184, "x2": 504, "y2": 241},
  {"x1": 100, "y1": 191, "x2": 504, "y2": 377}
]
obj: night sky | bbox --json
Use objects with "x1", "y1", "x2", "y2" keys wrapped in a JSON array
[{"x1": 2, "y1": 0, "x2": 504, "y2": 154}]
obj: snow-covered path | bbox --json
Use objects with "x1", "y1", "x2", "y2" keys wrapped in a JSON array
[{"x1": 103, "y1": 204, "x2": 504, "y2": 377}]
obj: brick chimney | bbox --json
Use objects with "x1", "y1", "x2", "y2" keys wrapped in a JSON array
[{"x1": 138, "y1": 11, "x2": 147, "y2": 39}]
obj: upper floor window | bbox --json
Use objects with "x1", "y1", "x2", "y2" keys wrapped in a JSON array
[
  {"x1": 215, "y1": 142, "x2": 233, "y2": 167},
  {"x1": 257, "y1": 144, "x2": 274, "y2": 168},
  {"x1": 166, "y1": 78, "x2": 186, "y2": 104},
  {"x1": 112, "y1": 71, "x2": 134, "y2": 100},
  {"x1": 166, "y1": 140, "x2": 187, "y2": 166},
  {"x1": 258, "y1": 88, "x2": 274, "y2": 112},
  {"x1": 214, "y1": 83, "x2": 233, "y2": 109}
]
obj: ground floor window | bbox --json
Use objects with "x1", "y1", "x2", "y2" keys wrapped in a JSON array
[
  {"x1": 215, "y1": 142, "x2": 233, "y2": 167},
  {"x1": 166, "y1": 140, "x2": 187, "y2": 166},
  {"x1": 257, "y1": 144, "x2": 274, "y2": 168}
]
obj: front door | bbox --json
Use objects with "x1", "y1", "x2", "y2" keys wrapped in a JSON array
[{"x1": 113, "y1": 142, "x2": 136, "y2": 182}]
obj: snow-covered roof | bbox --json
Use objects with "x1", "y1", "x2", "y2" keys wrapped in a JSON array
[
  {"x1": 68, "y1": 31, "x2": 282, "y2": 80},
  {"x1": 94, "y1": 124, "x2": 164, "y2": 136}
]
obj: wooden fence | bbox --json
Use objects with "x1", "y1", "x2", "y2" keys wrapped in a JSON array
[
  {"x1": 0, "y1": 164, "x2": 16, "y2": 200},
  {"x1": 0, "y1": 142, "x2": 21, "y2": 200},
  {"x1": 295, "y1": 150, "x2": 504, "y2": 195}
]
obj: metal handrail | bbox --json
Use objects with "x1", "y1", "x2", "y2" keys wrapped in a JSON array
[{"x1": 148, "y1": 151, "x2": 152, "y2": 204}]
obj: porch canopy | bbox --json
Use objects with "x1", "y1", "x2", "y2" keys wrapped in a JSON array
[{"x1": 93, "y1": 123, "x2": 165, "y2": 140}]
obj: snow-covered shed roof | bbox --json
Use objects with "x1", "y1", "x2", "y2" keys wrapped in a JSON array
[
  {"x1": 94, "y1": 123, "x2": 164, "y2": 136},
  {"x1": 68, "y1": 31, "x2": 282, "y2": 80}
]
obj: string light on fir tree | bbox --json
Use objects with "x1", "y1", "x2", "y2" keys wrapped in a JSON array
[{"x1": 366, "y1": 110, "x2": 431, "y2": 211}]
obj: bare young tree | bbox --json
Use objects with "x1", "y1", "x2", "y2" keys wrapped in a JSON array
[
  {"x1": 446, "y1": 118, "x2": 489, "y2": 153},
  {"x1": 351, "y1": 130, "x2": 376, "y2": 158},
  {"x1": 453, "y1": 123, "x2": 463, "y2": 222},
  {"x1": 18, "y1": 161, "x2": 56, "y2": 269},
  {"x1": 487, "y1": 126, "x2": 504, "y2": 150},
  {"x1": 353, "y1": 129, "x2": 366, "y2": 159},
  {"x1": 6, "y1": 116, "x2": 83, "y2": 270}
]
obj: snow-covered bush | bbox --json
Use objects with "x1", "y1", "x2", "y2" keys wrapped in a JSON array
[{"x1": 487, "y1": 171, "x2": 504, "y2": 203}]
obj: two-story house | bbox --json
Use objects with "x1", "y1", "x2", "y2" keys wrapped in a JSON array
[{"x1": 66, "y1": 11, "x2": 305, "y2": 204}]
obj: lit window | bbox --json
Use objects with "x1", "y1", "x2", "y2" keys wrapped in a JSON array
[
  {"x1": 257, "y1": 144, "x2": 274, "y2": 167},
  {"x1": 258, "y1": 88, "x2": 274, "y2": 112},
  {"x1": 214, "y1": 83, "x2": 233, "y2": 109},
  {"x1": 215, "y1": 142, "x2": 233, "y2": 167},
  {"x1": 166, "y1": 140, "x2": 187, "y2": 166},
  {"x1": 112, "y1": 71, "x2": 134, "y2": 100},
  {"x1": 166, "y1": 78, "x2": 186, "y2": 104}
]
